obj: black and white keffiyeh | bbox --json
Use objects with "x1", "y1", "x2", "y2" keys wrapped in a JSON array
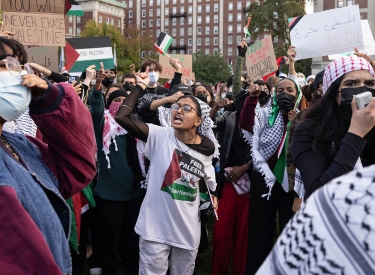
[
  {"x1": 2, "y1": 108, "x2": 37, "y2": 137},
  {"x1": 256, "y1": 165, "x2": 375, "y2": 274}
]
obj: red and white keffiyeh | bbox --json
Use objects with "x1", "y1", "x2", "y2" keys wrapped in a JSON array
[
  {"x1": 102, "y1": 101, "x2": 127, "y2": 168},
  {"x1": 323, "y1": 56, "x2": 375, "y2": 93}
]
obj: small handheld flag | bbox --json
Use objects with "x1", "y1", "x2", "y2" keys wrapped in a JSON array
[
  {"x1": 243, "y1": 16, "x2": 252, "y2": 39},
  {"x1": 154, "y1": 43, "x2": 171, "y2": 58},
  {"x1": 155, "y1": 32, "x2": 173, "y2": 56}
]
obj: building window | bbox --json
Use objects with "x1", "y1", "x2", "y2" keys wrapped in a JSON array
[
  {"x1": 69, "y1": 26, "x2": 72, "y2": 34},
  {"x1": 205, "y1": 26, "x2": 210, "y2": 34},
  {"x1": 68, "y1": 15, "x2": 72, "y2": 23},
  {"x1": 106, "y1": 17, "x2": 109, "y2": 24},
  {"x1": 347, "y1": 0, "x2": 353, "y2": 5},
  {"x1": 273, "y1": 12, "x2": 278, "y2": 19},
  {"x1": 141, "y1": 51, "x2": 146, "y2": 58},
  {"x1": 180, "y1": 39, "x2": 184, "y2": 45},
  {"x1": 77, "y1": 27, "x2": 81, "y2": 35},
  {"x1": 205, "y1": 49, "x2": 209, "y2": 55},
  {"x1": 188, "y1": 17, "x2": 192, "y2": 24},
  {"x1": 214, "y1": 48, "x2": 218, "y2": 54},
  {"x1": 228, "y1": 25, "x2": 233, "y2": 33},
  {"x1": 157, "y1": 19, "x2": 160, "y2": 26},
  {"x1": 197, "y1": 38, "x2": 201, "y2": 46},
  {"x1": 206, "y1": 15, "x2": 210, "y2": 23},
  {"x1": 228, "y1": 2, "x2": 233, "y2": 10},
  {"x1": 173, "y1": 0, "x2": 176, "y2": 3},
  {"x1": 214, "y1": 26, "x2": 218, "y2": 34},
  {"x1": 188, "y1": 27, "x2": 192, "y2": 35},
  {"x1": 180, "y1": 28, "x2": 184, "y2": 35},
  {"x1": 149, "y1": 20, "x2": 153, "y2": 27},
  {"x1": 188, "y1": 6, "x2": 192, "y2": 13},
  {"x1": 173, "y1": 7, "x2": 176, "y2": 14},
  {"x1": 237, "y1": 1, "x2": 241, "y2": 10},
  {"x1": 228, "y1": 14, "x2": 233, "y2": 22},
  {"x1": 142, "y1": 20, "x2": 146, "y2": 27},
  {"x1": 214, "y1": 4, "x2": 219, "y2": 11},
  {"x1": 129, "y1": 11, "x2": 133, "y2": 18},
  {"x1": 148, "y1": 51, "x2": 153, "y2": 57},
  {"x1": 142, "y1": 10, "x2": 146, "y2": 17},
  {"x1": 180, "y1": 49, "x2": 184, "y2": 54},
  {"x1": 180, "y1": 7, "x2": 185, "y2": 13},
  {"x1": 197, "y1": 27, "x2": 201, "y2": 34},
  {"x1": 172, "y1": 28, "x2": 176, "y2": 36},
  {"x1": 172, "y1": 50, "x2": 177, "y2": 54},
  {"x1": 198, "y1": 5, "x2": 202, "y2": 13},
  {"x1": 157, "y1": 9, "x2": 160, "y2": 16},
  {"x1": 228, "y1": 48, "x2": 232, "y2": 56},
  {"x1": 172, "y1": 18, "x2": 177, "y2": 25},
  {"x1": 149, "y1": 9, "x2": 153, "y2": 16},
  {"x1": 156, "y1": 29, "x2": 161, "y2": 36},
  {"x1": 228, "y1": 36, "x2": 232, "y2": 44},
  {"x1": 165, "y1": 8, "x2": 169, "y2": 15},
  {"x1": 214, "y1": 37, "x2": 218, "y2": 45},
  {"x1": 188, "y1": 38, "x2": 192, "y2": 46},
  {"x1": 237, "y1": 24, "x2": 241, "y2": 33},
  {"x1": 165, "y1": 18, "x2": 169, "y2": 26},
  {"x1": 237, "y1": 36, "x2": 241, "y2": 43},
  {"x1": 129, "y1": 21, "x2": 133, "y2": 26},
  {"x1": 98, "y1": 15, "x2": 102, "y2": 23},
  {"x1": 142, "y1": 0, "x2": 146, "y2": 7},
  {"x1": 197, "y1": 16, "x2": 202, "y2": 24},
  {"x1": 206, "y1": 4, "x2": 210, "y2": 12},
  {"x1": 165, "y1": 29, "x2": 169, "y2": 34},
  {"x1": 77, "y1": 16, "x2": 81, "y2": 23},
  {"x1": 337, "y1": 0, "x2": 344, "y2": 7},
  {"x1": 157, "y1": 0, "x2": 160, "y2": 5},
  {"x1": 205, "y1": 37, "x2": 209, "y2": 45},
  {"x1": 214, "y1": 15, "x2": 218, "y2": 23},
  {"x1": 111, "y1": 18, "x2": 114, "y2": 25},
  {"x1": 172, "y1": 39, "x2": 176, "y2": 46},
  {"x1": 180, "y1": 17, "x2": 185, "y2": 24},
  {"x1": 237, "y1": 13, "x2": 241, "y2": 21},
  {"x1": 188, "y1": 50, "x2": 192, "y2": 55},
  {"x1": 117, "y1": 20, "x2": 121, "y2": 27},
  {"x1": 165, "y1": 0, "x2": 169, "y2": 4},
  {"x1": 129, "y1": 0, "x2": 133, "y2": 8},
  {"x1": 149, "y1": 0, "x2": 153, "y2": 6},
  {"x1": 246, "y1": 1, "x2": 250, "y2": 6}
]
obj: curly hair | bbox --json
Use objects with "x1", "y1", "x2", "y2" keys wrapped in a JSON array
[{"x1": 140, "y1": 59, "x2": 163, "y2": 73}]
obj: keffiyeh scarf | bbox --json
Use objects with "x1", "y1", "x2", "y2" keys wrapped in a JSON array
[{"x1": 102, "y1": 102, "x2": 127, "y2": 168}]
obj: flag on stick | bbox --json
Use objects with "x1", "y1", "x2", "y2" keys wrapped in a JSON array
[
  {"x1": 243, "y1": 16, "x2": 252, "y2": 39},
  {"x1": 67, "y1": 0, "x2": 84, "y2": 16},
  {"x1": 155, "y1": 32, "x2": 173, "y2": 56}
]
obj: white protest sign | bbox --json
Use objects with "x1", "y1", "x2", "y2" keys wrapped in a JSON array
[
  {"x1": 289, "y1": 5, "x2": 363, "y2": 60},
  {"x1": 328, "y1": 20, "x2": 375, "y2": 60}
]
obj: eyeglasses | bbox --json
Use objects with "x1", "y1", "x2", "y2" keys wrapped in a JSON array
[
  {"x1": 171, "y1": 103, "x2": 201, "y2": 117},
  {"x1": 0, "y1": 56, "x2": 34, "y2": 77}
]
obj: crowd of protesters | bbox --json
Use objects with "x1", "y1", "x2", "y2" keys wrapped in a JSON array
[{"x1": 1, "y1": 31, "x2": 375, "y2": 275}]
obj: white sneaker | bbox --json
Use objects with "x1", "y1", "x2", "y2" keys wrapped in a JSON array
[{"x1": 89, "y1": 267, "x2": 102, "y2": 275}]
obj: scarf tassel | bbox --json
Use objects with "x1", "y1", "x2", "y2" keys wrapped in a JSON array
[{"x1": 105, "y1": 154, "x2": 111, "y2": 169}]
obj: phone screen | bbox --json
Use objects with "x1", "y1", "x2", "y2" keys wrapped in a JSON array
[{"x1": 68, "y1": 76, "x2": 77, "y2": 83}]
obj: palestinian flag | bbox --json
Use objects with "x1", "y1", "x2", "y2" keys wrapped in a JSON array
[
  {"x1": 66, "y1": 36, "x2": 114, "y2": 73},
  {"x1": 67, "y1": 0, "x2": 84, "y2": 16},
  {"x1": 155, "y1": 32, "x2": 173, "y2": 55}
]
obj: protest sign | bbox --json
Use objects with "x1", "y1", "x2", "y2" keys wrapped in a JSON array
[
  {"x1": 25, "y1": 46, "x2": 58, "y2": 72},
  {"x1": 66, "y1": 37, "x2": 114, "y2": 72},
  {"x1": 3, "y1": 12, "x2": 65, "y2": 47},
  {"x1": 289, "y1": 5, "x2": 363, "y2": 61},
  {"x1": 159, "y1": 54, "x2": 194, "y2": 80},
  {"x1": 2, "y1": 0, "x2": 65, "y2": 14},
  {"x1": 245, "y1": 35, "x2": 278, "y2": 81},
  {"x1": 328, "y1": 20, "x2": 375, "y2": 60}
]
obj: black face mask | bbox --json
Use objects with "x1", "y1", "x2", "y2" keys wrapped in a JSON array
[
  {"x1": 339, "y1": 86, "x2": 375, "y2": 120},
  {"x1": 276, "y1": 92, "x2": 296, "y2": 112},
  {"x1": 196, "y1": 93, "x2": 207, "y2": 103},
  {"x1": 123, "y1": 83, "x2": 134, "y2": 92},
  {"x1": 258, "y1": 90, "x2": 270, "y2": 105},
  {"x1": 102, "y1": 76, "x2": 114, "y2": 87}
]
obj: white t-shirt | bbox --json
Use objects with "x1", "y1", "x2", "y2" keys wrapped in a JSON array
[{"x1": 135, "y1": 124, "x2": 216, "y2": 250}]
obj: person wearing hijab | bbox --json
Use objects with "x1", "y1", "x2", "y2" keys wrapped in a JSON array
[
  {"x1": 290, "y1": 55, "x2": 375, "y2": 200},
  {"x1": 239, "y1": 74, "x2": 301, "y2": 274},
  {"x1": 88, "y1": 77, "x2": 145, "y2": 274}
]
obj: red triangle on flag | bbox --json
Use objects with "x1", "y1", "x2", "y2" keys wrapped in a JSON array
[
  {"x1": 65, "y1": 0, "x2": 72, "y2": 14},
  {"x1": 65, "y1": 41, "x2": 80, "y2": 72}
]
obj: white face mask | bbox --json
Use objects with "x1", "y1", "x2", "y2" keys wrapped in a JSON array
[
  {"x1": 0, "y1": 71, "x2": 31, "y2": 122},
  {"x1": 221, "y1": 93, "x2": 227, "y2": 99},
  {"x1": 148, "y1": 71, "x2": 159, "y2": 85}
]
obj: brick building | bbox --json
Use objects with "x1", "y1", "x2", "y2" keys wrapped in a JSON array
[
  {"x1": 124, "y1": 0, "x2": 262, "y2": 65},
  {"x1": 311, "y1": 0, "x2": 375, "y2": 74},
  {"x1": 65, "y1": 0, "x2": 126, "y2": 38}
]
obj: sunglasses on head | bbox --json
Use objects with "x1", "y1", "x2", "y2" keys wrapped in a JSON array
[{"x1": 171, "y1": 103, "x2": 201, "y2": 117}]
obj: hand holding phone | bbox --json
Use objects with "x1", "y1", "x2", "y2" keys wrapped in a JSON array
[{"x1": 355, "y1": 91, "x2": 372, "y2": 110}]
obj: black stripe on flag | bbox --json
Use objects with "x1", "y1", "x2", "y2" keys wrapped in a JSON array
[
  {"x1": 66, "y1": 37, "x2": 111, "y2": 49},
  {"x1": 156, "y1": 32, "x2": 167, "y2": 46},
  {"x1": 289, "y1": 16, "x2": 303, "y2": 32}
]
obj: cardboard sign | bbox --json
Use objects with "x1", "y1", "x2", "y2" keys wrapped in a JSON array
[
  {"x1": 328, "y1": 20, "x2": 375, "y2": 60},
  {"x1": 3, "y1": 12, "x2": 65, "y2": 46},
  {"x1": 289, "y1": 5, "x2": 363, "y2": 61},
  {"x1": 159, "y1": 54, "x2": 194, "y2": 80},
  {"x1": 245, "y1": 36, "x2": 278, "y2": 81},
  {"x1": 25, "y1": 46, "x2": 58, "y2": 72},
  {"x1": 2, "y1": 0, "x2": 65, "y2": 14}
]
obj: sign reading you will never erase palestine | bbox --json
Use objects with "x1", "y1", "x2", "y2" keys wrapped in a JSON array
[
  {"x1": 289, "y1": 5, "x2": 364, "y2": 61},
  {"x1": 2, "y1": 0, "x2": 65, "y2": 47}
]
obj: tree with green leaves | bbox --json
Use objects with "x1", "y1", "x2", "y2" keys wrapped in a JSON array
[
  {"x1": 192, "y1": 50, "x2": 231, "y2": 85},
  {"x1": 245, "y1": 0, "x2": 314, "y2": 76}
]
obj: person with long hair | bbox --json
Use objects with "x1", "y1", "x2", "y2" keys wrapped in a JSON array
[
  {"x1": 115, "y1": 68, "x2": 218, "y2": 274},
  {"x1": 290, "y1": 55, "x2": 375, "y2": 200}
]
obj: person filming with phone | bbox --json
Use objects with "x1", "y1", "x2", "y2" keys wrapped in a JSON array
[{"x1": 290, "y1": 54, "x2": 375, "y2": 200}]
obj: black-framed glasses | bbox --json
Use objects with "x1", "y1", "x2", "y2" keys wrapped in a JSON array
[
  {"x1": 0, "y1": 56, "x2": 33, "y2": 77},
  {"x1": 171, "y1": 103, "x2": 201, "y2": 117}
]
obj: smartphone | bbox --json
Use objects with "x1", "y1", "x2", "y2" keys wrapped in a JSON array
[
  {"x1": 355, "y1": 91, "x2": 372, "y2": 109},
  {"x1": 68, "y1": 76, "x2": 80, "y2": 83}
]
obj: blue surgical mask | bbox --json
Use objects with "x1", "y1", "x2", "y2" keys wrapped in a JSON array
[
  {"x1": 148, "y1": 71, "x2": 159, "y2": 85},
  {"x1": 0, "y1": 71, "x2": 31, "y2": 121}
]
